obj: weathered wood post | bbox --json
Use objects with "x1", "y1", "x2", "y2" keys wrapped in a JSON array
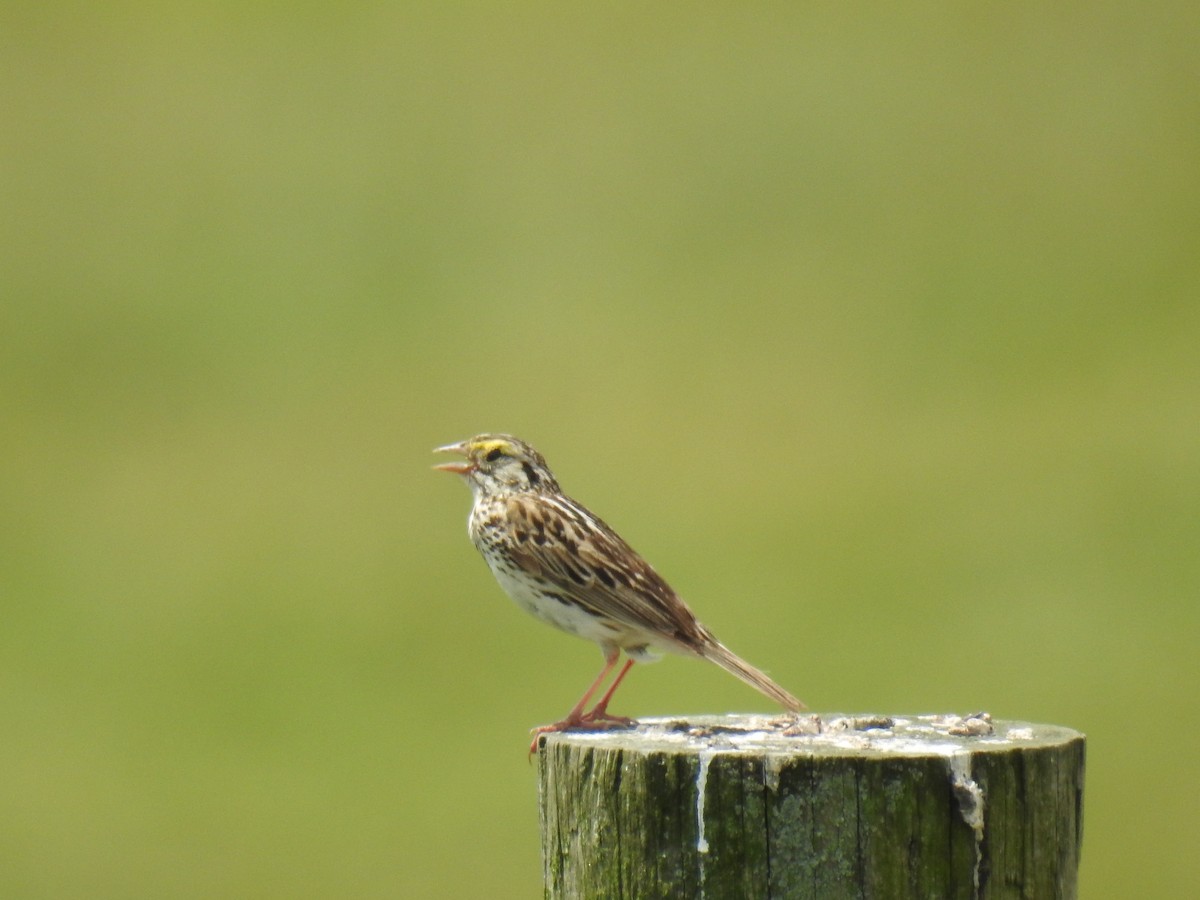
[{"x1": 537, "y1": 713, "x2": 1084, "y2": 899}]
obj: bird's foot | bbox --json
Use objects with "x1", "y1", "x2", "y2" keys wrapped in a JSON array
[
  {"x1": 580, "y1": 708, "x2": 636, "y2": 728},
  {"x1": 527, "y1": 709, "x2": 637, "y2": 755},
  {"x1": 527, "y1": 715, "x2": 584, "y2": 756}
]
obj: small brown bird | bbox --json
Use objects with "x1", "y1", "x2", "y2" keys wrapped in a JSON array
[{"x1": 435, "y1": 434, "x2": 804, "y2": 749}]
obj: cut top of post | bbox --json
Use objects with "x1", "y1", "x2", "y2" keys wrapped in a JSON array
[{"x1": 538, "y1": 711, "x2": 1080, "y2": 760}]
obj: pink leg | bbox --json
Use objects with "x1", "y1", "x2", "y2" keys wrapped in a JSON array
[
  {"x1": 582, "y1": 658, "x2": 636, "y2": 725},
  {"x1": 560, "y1": 648, "x2": 621, "y2": 724},
  {"x1": 529, "y1": 649, "x2": 635, "y2": 755}
]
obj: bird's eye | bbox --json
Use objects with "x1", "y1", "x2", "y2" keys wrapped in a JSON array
[{"x1": 485, "y1": 448, "x2": 503, "y2": 462}]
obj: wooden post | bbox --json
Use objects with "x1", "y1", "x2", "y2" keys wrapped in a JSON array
[{"x1": 537, "y1": 713, "x2": 1084, "y2": 899}]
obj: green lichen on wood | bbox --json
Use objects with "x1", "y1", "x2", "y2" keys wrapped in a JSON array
[{"x1": 538, "y1": 715, "x2": 1084, "y2": 899}]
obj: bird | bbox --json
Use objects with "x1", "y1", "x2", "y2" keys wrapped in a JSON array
[{"x1": 434, "y1": 434, "x2": 805, "y2": 750}]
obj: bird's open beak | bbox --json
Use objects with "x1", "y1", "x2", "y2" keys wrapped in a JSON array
[{"x1": 433, "y1": 441, "x2": 473, "y2": 475}]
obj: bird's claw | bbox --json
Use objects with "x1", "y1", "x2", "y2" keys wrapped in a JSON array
[{"x1": 526, "y1": 710, "x2": 638, "y2": 756}]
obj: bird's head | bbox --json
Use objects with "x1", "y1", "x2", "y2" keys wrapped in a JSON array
[{"x1": 433, "y1": 434, "x2": 560, "y2": 496}]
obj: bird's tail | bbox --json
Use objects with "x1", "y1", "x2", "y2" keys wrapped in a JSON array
[{"x1": 700, "y1": 639, "x2": 806, "y2": 712}]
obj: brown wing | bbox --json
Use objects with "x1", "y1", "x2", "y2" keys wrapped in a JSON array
[{"x1": 503, "y1": 493, "x2": 709, "y2": 651}]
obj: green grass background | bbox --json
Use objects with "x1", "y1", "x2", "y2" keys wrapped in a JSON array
[{"x1": 3, "y1": 4, "x2": 1196, "y2": 897}]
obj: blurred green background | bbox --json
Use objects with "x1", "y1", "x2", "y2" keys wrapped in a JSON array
[{"x1": 2, "y1": 3, "x2": 1196, "y2": 897}]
